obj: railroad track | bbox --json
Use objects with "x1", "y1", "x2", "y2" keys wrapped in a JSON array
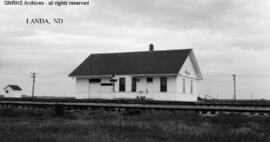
[
  {"x1": 0, "y1": 100, "x2": 270, "y2": 115},
  {"x1": 1, "y1": 98, "x2": 270, "y2": 106}
]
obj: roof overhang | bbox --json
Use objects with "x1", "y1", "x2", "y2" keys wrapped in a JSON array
[
  {"x1": 3, "y1": 85, "x2": 22, "y2": 91},
  {"x1": 70, "y1": 73, "x2": 178, "y2": 78}
]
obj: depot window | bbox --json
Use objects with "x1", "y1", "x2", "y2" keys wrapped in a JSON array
[
  {"x1": 182, "y1": 78, "x2": 186, "y2": 93},
  {"x1": 147, "y1": 77, "x2": 153, "y2": 83},
  {"x1": 190, "y1": 80, "x2": 193, "y2": 94},
  {"x1": 119, "y1": 77, "x2": 126, "y2": 92},
  {"x1": 132, "y1": 77, "x2": 137, "y2": 92},
  {"x1": 160, "y1": 77, "x2": 167, "y2": 92}
]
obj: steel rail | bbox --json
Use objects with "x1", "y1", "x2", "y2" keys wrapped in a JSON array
[
  {"x1": 0, "y1": 98, "x2": 270, "y2": 107},
  {"x1": 0, "y1": 101, "x2": 270, "y2": 114}
]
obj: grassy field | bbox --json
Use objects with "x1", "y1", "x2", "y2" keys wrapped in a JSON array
[{"x1": 0, "y1": 108, "x2": 270, "y2": 142}]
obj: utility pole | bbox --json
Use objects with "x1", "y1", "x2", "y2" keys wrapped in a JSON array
[
  {"x1": 232, "y1": 74, "x2": 236, "y2": 100},
  {"x1": 31, "y1": 73, "x2": 37, "y2": 100}
]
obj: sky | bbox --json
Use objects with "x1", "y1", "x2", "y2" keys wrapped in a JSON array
[{"x1": 0, "y1": 0, "x2": 270, "y2": 99}]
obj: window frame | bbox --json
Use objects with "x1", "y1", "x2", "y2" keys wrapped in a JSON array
[
  {"x1": 89, "y1": 78, "x2": 101, "y2": 83},
  {"x1": 119, "y1": 77, "x2": 126, "y2": 92},
  {"x1": 131, "y1": 77, "x2": 137, "y2": 92},
  {"x1": 190, "y1": 80, "x2": 193, "y2": 94},
  {"x1": 182, "y1": 78, "x2": 186, "y2": 93},
  {"x1": 160, "y1": 77, "x2": 167, "y2": 92},
  {"x1": 147, "y1": 77, "x2": 153, "y2": 83}
]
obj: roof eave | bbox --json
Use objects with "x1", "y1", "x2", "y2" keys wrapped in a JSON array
[{"x1": 69, "y1": 73, "x2": 178, "y2": 78}]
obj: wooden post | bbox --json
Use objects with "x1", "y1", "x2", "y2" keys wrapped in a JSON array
[
  {"x1": 232, "y1": 74, "x2": 236, "y2": 100},
  {"x1": 31, "y1": 73, "x2": 36, "y2": 101}
]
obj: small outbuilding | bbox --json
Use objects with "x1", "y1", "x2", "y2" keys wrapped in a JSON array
[{"x1": 3, "y1": 85, "x2": 22, "y2": 98}]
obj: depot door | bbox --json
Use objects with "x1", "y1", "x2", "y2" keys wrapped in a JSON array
[
  {"x1": 89, "y1": 79, "x2": 101, "y2": 98},
  {"x1": 146, "y1": 77, "x2": 154, "y2": 94}
]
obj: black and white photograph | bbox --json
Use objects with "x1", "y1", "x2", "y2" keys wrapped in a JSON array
[{"x1": 1, "y1": 0, "x2": 270, "y2": 141}]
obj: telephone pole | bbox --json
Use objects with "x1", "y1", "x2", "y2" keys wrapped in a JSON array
[
  {"x1": 31, "y1": 73, "x2": 37, "y2": 100},
  {"x1": 232, "y1": 74, "x2": 236, "y2": 100}
]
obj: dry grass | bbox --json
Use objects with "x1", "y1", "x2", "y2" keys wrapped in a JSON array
[{"x1": 0, "y1": 108, "x2": 270, "y2": 142}]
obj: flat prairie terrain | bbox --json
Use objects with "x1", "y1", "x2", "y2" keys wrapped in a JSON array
[{"x1": 0, "y1": 108, "x2": 270, "y2": 142}]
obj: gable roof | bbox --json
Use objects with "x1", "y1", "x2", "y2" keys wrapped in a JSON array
[
  {"x1": 69, "y1": 49, "x2": 193, "y2": 77},
  {"x1": 4, "y1": 85, "x2": 22, "y2": 91}
]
